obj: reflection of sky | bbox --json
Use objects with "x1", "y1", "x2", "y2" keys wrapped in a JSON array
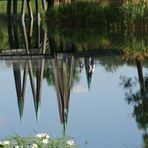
[
  {"x1": 0, "y1": 66, "x2": 61, "y2": 137},
  {"x1": 72, "y1": 84, "x2": 88, "y2": 93},
  {"x1": 0, "y1": 63, "x2": 144, "y2": 148},
  {"x1": 69, "y1": 64, "x2": 142, "y2": 148}
]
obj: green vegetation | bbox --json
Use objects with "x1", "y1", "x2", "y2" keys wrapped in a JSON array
[
  {"x1": 122, "y1": 1, "x2": 148, "y2": 21},
  {"x1": 46, "y1": 23, "x2": 148, "y2": 54},
  {"x1": 0, "y1": 133, "x2": 77, "y2": 148},
  {"x1": 0, "y1": 1, "x2": 22, "y2": 14},
  {"x1": 0, "y1": 16, "x2": 148, "y2": 62},
  {"x1": 47, "y1": 2, "x2": 107, "y2": 25},
  {"x1": 0, "y1": 1, "x2": 7, "y2": 14},
  {"x1": 0, "y1": 1, "x2": 45, "y2": 17},
  {"x1": 0, "y1": 0, "x2": 148, "y2": 27},
  {"x1": 0, "y1": 17, "x2": 148, "y2": 59},
  {"x1": 46, "y1": 0, "x2": 148, "y2": 28},
  {"x1": 0, "y1": 19, "x2": 9, "y2": 50}
]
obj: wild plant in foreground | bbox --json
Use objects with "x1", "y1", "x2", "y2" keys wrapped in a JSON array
[{"x1": 0, "y1": 133, "x2": 77, "y2": 148}]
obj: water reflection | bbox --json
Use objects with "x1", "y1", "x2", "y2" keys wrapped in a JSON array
[
  {"x1": 1, "y1": 17, "x2": 148, "y2": 147},
  {"x1": 120, "y1": 58, "x2": 148, "y2": 147},
  {"x1": 10, "y1": 19, "x2": 98, "y2": 137},
  {"x1": 7, "y1": 18, "x2": 47, "y2": 124},
  {"x1": 6, "y1": 18, "x2": 79, "y2": 138}
]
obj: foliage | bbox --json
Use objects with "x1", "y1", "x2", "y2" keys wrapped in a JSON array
[
  {"x1": 0, "y1": 0, "x2": 45, "y2": 17},
  {"x1": 98, "y1": 56, "x2": 124, "y2": 72},
  {"x1": 0, "y1": 1, "x2": 22, "y2": 14},
  {"x1": 122, "y1": 0, "x2": 148, "y2": 21},
  {"x1": 46, "y1": 0, "x2": 148, "y2": 28},
  {"x1": 0, "y1": 19, "x2": 9, "y2": 50},
  {"x1": 47, "y1": 1, "x2": 107, "y2": 25},
  {"x1": 46, "y1": 21, "x2": 148, "y2": 60},
  {"x1": 0, "y1": 133, "x2": 77, "y2": 148},
  {"x1": 122, "y1": 32, "x2": 148, "y2": 61}
]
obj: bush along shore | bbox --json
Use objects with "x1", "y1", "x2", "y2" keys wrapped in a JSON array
[
  {"x1": 0, "y1": 133, "x2": 77, "y2": 148},
  {"x1": 46, "y1": 1, "x2": 148, "y2": 28}
]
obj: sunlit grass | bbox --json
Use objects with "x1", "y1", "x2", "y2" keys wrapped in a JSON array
[{"x1": 0, "y1": 1, "x2": 45, "y2": 15}]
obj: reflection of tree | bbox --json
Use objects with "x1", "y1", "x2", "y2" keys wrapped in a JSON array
[
  {"x1": 1, "y1": 16, "x2": 148, "y2": 52},
  {"x1": 143, "y1": 134, "x2": 148, "y2": 148},
  {"x1": 135, "y1": 59, "x2": 146, "y2": 97},
  {"x1": 121, "y1": 58, "x2": 148, "y2": 147},
  {"x1": 43, "y1": 62, "x2": 55, "y2": 85},
  {"x1": 46, "y1": 22, "x2": 148, "y2": 56},
  {"x1": 0, "y1": 19, "x2": 9, "y2": 50},
  {"x1": 99, "y1": 56, "x2": 124, "y2": 72}
]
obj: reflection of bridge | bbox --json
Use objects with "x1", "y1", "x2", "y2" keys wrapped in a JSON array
[
  {"x1": 0, "y1": 49, "x2": 123, "y2": 60},
  {"x1": 7, "y1": 15, "x2": 148, "y2": 138},
  {"x1": 5, "y1": 17, "x2": 126, "y2": 136},
  {"x1": 5, "y1": 18, "x2": 100, "y2": 135}
]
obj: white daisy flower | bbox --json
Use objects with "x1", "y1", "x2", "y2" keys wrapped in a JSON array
[
  {"x1": 32, "y1": 143, "x2": 38, "y2": 148},
  {"x1": 41, "y1": 138, "x2": 49, "y2": 144},
  {"x1": 66, "y1": 140, "x2": 75, "y2": 146},
  {"x1": 2, "y1": 140, "x2": 10, "y2": 145},
  {"x1": 36, "y1": 133, "x2": 49, "y2": 139},
  {"x1": 14, "y1": 146, "x2": 20, "y2": 148}
]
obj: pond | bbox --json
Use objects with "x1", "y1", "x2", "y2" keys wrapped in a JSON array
[{"x1": 0, "y1": 17, "x2": 148, "y2": 148}]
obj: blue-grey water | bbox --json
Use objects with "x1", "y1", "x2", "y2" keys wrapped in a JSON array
[{"x1": 0, "y1": 59, "x2": 145, "y2": 148}]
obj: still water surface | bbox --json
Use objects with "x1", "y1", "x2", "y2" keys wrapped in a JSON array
[
  {"x1": 0, "y1": 18, "x2": 147, "y2": 148},
  {"x1": 0, "y1": 59, "x2": 145, "y2": 148}
]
